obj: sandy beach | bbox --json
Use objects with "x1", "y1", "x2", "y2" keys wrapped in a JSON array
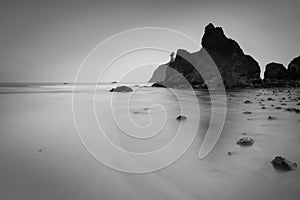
[{"x1": 0, "y1": 84, "x2": 299, "y2": 200}]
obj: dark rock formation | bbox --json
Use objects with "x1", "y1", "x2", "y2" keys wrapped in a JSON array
[
  {"x1": 284, "y1": 107, "x2": 300, "y2": 113},
  {"x1": 262, "y1": 56, "x2": 300, "y2": 87},
  {"x1": 151, "y1": 82, "x2": 167, "y2": 88},
  {"x1": 109, "y1": 86, "x2": 133, "y2": 92},
  {"x1": 288, "y1": 55, "x2": 300, "y2": 80},
  {"x1": 201, "y1": 23, "x2": 262, "y2": 88},
  {"x1": 237, "y1": 137, "x2": 254, "y2": 146},
  {"x1": 268, "y1": 116, "x2": 278, "y2": 120},
  {"x1": 264, "y1": 63, "x2": 288, "y2": 80},
  {"x1": 271, "y1": 156, "x2": 297, "y2": 171},
  {"x1": 151, "y1": 23, "x2": 262, "y2": 89},
  {"x1": 176, "y1": 115, "x2": 187, "y2": 121}
]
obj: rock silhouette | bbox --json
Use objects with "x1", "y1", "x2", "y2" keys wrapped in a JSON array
[
  {"x1": 109, "y1": 86, "x2": 133, "y2": 92},
  {"x1": 288, "y1": 55, "x2": 300, "y2": 80},
  {"x1": 150, "y1": 23, "x2": 300, "y2": 89},
  {"x1": 151, "y1": 23, "x2": 262, "y2": 89}
]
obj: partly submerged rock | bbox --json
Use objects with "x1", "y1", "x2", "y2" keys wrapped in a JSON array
[
  {"x1": 284, "y1": 107, "x2": 300, "y2": 113},
  {"x1": 271, "y1": 156, "x2": 297, "y2": 171},
  {"x1": 237, "y1": 137, "x2": 254, "y2": 146},
  {"x1": 176, "y1": 115, "x2": 187, "y2": 121},
  {"x1": 268, "y1": 116, "x2": 278, "y2": 120},
  {"x1": 151, "y1": 82, "x2": 167, "y2": 88},
  {"x1": 244, "y1": 100, "x2": 252, "y2": 104},
  {"x1": 109, "y1": 86, "x2": 133, "y2": 92}
]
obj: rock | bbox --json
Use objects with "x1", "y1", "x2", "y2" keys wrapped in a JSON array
[
  {"x1": 288, "y1": 55, "x2": 300, "y2": 80},
  {"x1": 244, "y1": 100, "x2": 252, "y2": 104},
  {"x1": 151, "y1": 82, "x2": 167, "y2": 88},
  {"x1": 262, "y1": 59, "x2": 300, "y2": 87},
  {"x1": 176, "y1": 115, "x2": 187, "y2": 121},
  {"x1": 237, "y1": 137, "x2": 254, "y2": 146},
  {"x1": 149, "y1": 64, "x2": 168, "y2": 83},
  {"x1": 261, "y1": 106, "x2": 266, "y2": 109},
  {"x1": 284, "y1": 107, "x2": 300, "y2": 113},
  {"x1": 227, "y1": 151, "x2": 235, "y2": 156},
  {"x1": 149, "y1": 23, "x2": 262, "y2": 89},
  {"x1": 242, "y1": 111, "x2": 252, "y2": 114},
  {"x1": 297, "y1": 102, "x2": 300, "y2": 105},
  {"x1": 268, "y1": 116, "x2": 278, "y2": 120},
  {"x1": 109, "y1": 86, "x2": 133, "y2": 92},
  {"x1": 281, "y1": 103, "x2": 287, "y2": 105},
  {"x1": 274, "y1": 106, "x2": 282, "y2": 110},
  {"x1": 111, "y1": 81, "x2": 118, "y2": 84},
  {"x1": 264, "y1": 63, "x2": 288, "y2": 80},
  {"x1": 201, "y1": 23, "x2": 262, "y2": 88},
  {"x1": 267, "y1": 97, "x2": 275, "y2": 101},
  {"x1": 271, "y1": 156, "x2": 297, "y2": 171}
]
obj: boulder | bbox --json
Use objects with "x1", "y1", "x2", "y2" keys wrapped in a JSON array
[
  {"x1": 109, "y1": 86, "x2": 133, "y2": 92},
  {"x1": 237, "y1": 137, "x2": 254, "y2": 146},
  {"x1": 176, "y1": 115, "x2": 187, "y2": 121},
  {"x1": 151, "y1": 82, "x2": 167, "y2": 88},
  {"x1": 271, "y1": 156, "x2": 297, "y2": 171}
]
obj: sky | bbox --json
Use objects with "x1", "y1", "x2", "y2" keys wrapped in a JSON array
[{"x1": 0, "y1": 0, "x2": 300, "y2": 82}]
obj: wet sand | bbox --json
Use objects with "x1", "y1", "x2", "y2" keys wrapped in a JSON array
[{"x1": 0, "y1": 85, "x2": 300, "y2": 200}]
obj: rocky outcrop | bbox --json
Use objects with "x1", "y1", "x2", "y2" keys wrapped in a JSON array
[
  {"x1": 262, "y1": 58, "x2": 300, "y2": 87},
  {"x1": 264, "y1": 63, "x2": 288, "y2": 80},
  {"x1": 109, "y1": 86, "x2": 133, "y2": 92},
  {"x1": 288, "y1": 55, "x2": 300, "y2": 80},
  {"x1": 151, "y1": 23, "x2": 262, "y2": 89},
  {"x1": 262, "y1": 63, "x2": 290, "y2": 87},
  {"x1": 149, "y1": 64, "x2": 168, "y2": 83},
  {"x1": 201, "y1": 23, "x2": 261, "y2": 88}
]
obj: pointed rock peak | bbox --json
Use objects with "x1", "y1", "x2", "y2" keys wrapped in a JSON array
[
  {"x1": 205, "y1": 23, "x2": 215, "y2": 31},
  {"x1": 204, "y1": 23, "x2": 224, "y2": 36}
]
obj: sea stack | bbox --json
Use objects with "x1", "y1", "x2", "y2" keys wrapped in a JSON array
[{"x1": 150, "y1": 23, "x2": 262, "y2": 89}]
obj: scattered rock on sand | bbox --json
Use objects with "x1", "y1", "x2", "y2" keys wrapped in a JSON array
[
  {"x1": 284, "y1": 108, "x2": 300, "y2": 113},
  {"x1": 176, "y1": 115, "x2": 187, "y2": 121},
  {"x1": 109, "y1": 86, "x2": 133, "y2": 92},
  {"x1": 268, "y1": 116, "x2": 278, "y2": 120},
  {"x1": 242, "y1": 111, "x2": 252, "y2": 114},
  {"x1": 237, "y1": 137, "x2": 254, "y2": 146},
  {"x1": 271, "y1": 156, "x2": 297, "y2": 171}
]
